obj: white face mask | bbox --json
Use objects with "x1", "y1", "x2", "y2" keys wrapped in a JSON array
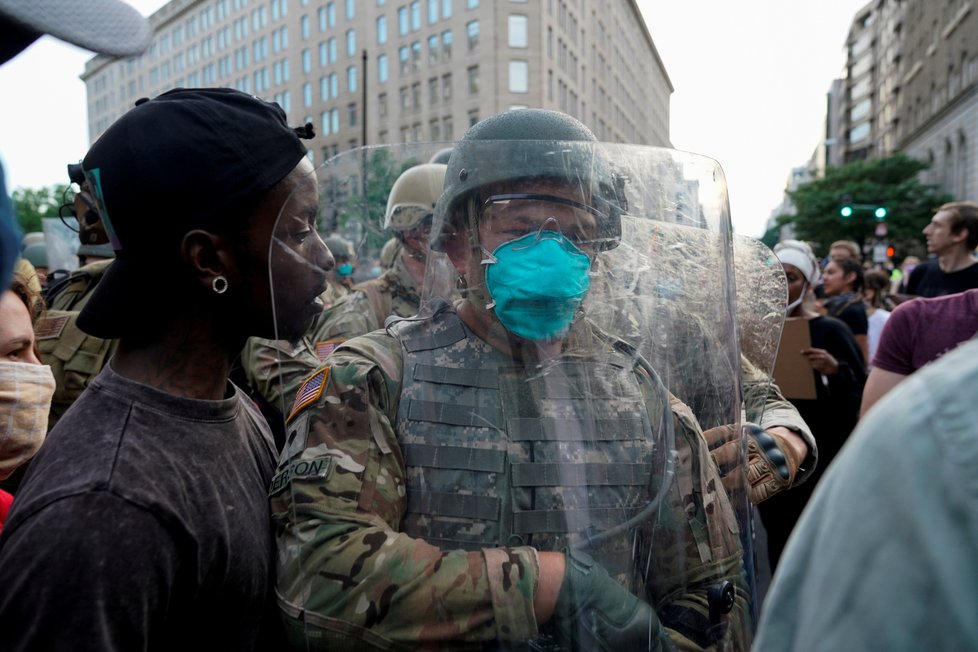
[
  {"x1": 785, "y1": 281, "x2": 808, "y2": 315},
  {"x1": 0, "y1": 361, "x2": 55, "y2": 480}
]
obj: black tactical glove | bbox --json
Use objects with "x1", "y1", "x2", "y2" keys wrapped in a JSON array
[{"x1": 549, "y1": 547, "x2": 673, "y2": 652}]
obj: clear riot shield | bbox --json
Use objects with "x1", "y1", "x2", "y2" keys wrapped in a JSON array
[
  {"x1": 269, "y1": 141, "x2": 753, "y2": 651},
  {"x1": 733, "y1": 235, "x2": 788, "y2": 389}
]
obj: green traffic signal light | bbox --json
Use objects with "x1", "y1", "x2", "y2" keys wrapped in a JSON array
[
  {"x1": 840, "y1": 206, "x2": 853, "y2": 218},
  {"x1": 874, "y1": 206, "x2": 887, "y2": 219}
]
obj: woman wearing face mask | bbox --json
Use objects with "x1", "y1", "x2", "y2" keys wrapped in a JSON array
[
  {"x1": 757, "y1": 240, "x2": 866, "y2": 571},
  {"x1": 821, "y1": 256, "x2": 869, "y2": 364},
  {"x1": 0, "y1": 270, "x2": 56, "y2": 532}
]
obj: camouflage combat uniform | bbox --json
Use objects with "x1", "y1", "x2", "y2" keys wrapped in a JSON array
[
  {"x1": 347, "y1": 252, "x2": 423, "y2": 327},
  {"x1": 240, "y1": 287, "x2": 378, "y2": 415},
  {"x1": 272, "y1": 299, "x2": 749, "y2": 650},
  {"x1": 36, "y1": 259, "x2": 118, "y2": 431}
]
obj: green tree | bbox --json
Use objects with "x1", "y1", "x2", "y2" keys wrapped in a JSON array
[
  {"x1": 11, "y1": 184, "x2": 70, "y2": 234},
  {"x1": 778, "y1": 154, "x2": 951, "y2": 260},
  {"x1": 332, "y1": 149, "x2": 419, "y2": 254}
]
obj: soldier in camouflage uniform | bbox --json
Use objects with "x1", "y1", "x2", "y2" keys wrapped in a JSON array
[
  {"x1": 346, "y1": 163, "x2": 457, "y2": 326},
  {"x1": 35, "y1": 167, "x2": 118, "y2": 433},
  {"x1": 239, "y1": 288, "x2": 377, "y2": 423},
  {"x1": 272, "y1": 110, "x2": 752, "y2": 650}
]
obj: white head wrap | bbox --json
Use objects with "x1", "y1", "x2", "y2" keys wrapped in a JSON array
[{"x1": 774, "y1": 239, "x2": 820, "y2": 285}]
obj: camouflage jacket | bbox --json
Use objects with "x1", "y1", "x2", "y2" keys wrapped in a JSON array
[
  {"x1": 349, "y1": 253, "x2": 422, "y2": 327},
  {"x1": 46, "y1": 259, "x2": 113, "y2": 311},
  {"x1": 36, "y1": 260, "x2": 117, "y2": 431},
  {"x1": 240, "y1": 287, "x2": 379, "y2": 415},
  {"x1": 272, "y1": 300, "x2": 748, "y2": 650}
]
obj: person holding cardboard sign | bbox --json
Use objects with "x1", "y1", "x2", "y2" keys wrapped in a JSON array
[{"x1": 759, "y1": 240, "x2": 866, "y2": 571}]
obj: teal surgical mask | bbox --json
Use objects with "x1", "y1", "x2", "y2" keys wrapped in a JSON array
[
  {"x1": 337, "y1": 263, "x2": 354, "y2": 277},
  {"x1": 482, "y1": 231, "x2": 591, "y2": 341}
]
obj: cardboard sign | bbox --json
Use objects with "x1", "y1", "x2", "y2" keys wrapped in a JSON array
[{"x1": 773, "y1": 318, "x2": 817, "y2": 400}]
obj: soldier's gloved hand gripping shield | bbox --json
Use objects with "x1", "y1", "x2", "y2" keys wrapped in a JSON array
[{"x1": 268, "y1": 112, "x2": 753, "y2": 650}]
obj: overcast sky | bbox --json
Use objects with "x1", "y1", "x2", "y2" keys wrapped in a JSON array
[{"x1": 0, "y1": 0, "x2": 868, "y2": 237}]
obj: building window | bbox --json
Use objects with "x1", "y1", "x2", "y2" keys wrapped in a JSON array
[
  {"x1": 327, "y1": 2, "x2": 336, "y2": 27},
  {"x1": 509, "y1": 60, "x2": 528, "y2": 93},
  {"x1": 466, "y1": 20, "x2": 479, "y2": 51},
  {"x1": 398, "y1": 6, "x2": 408, "y2": 35},
  {"x1": 346, "y1": 29, "x2": 356, "y2": 56},
  {"x1": 442, "y1": 72, "x2": 452, "y2": 101},
  {"x1": 430, "y1": 118, "x2": 440, "y2": 140},
  {"x1": 301, "y1": 15, "x2": 309, "y2": 39},
  {"x1": 428, "y1": 0, "x2": 439, "y2": 24},
  {"x1": 322, "y1": 110, "x2": 331, "y2": 135},
  {"x1": 399, "y1": 46, "x2": 409, "y2": 74},
  {"x1": 467, "y1": 0, "x2": 478, "y2": 7},
  {"x1": 378, "y1": 92, "x2": 388, "y2": 117},
  {"x1": 410, "y1": 1, "x2": 421, "y2": 31},
  {"x1": 348, "y1": 103, "x2": 357, "y2": 127},
  {"x1": 508, "y1": 15, "x2": 528, "y2": 48},
  {"x1": 411, "y1": 81, "x2": 421, "y2": 109},
  {"x1": 378, "y1": 53, "x2": 389, "y2": 82},
  {"x1": 347, "y1": 65, "x2": 357, "y2": 92},
  {"x1": 468, "y1": 109, "x2": 478, "y2": 126},
  {"x1": 411, "y1": 40, "x2": 421, "y2": 70},
  {"x1": 442, "y1": 0, "x2": 452, "y2": 18},
  {"x1": 467, "y1": 65, "x2": 479, "y2": 94},
  {"x1": 303, "y1": 82, "x2": 313, "y2": 106},
  {"x1": 319, "y1": 42, "x2": 327, "y2": 66},
  {"x1": 399, "y1": 86, "x2": 409, "y2": 110},
  {"x1": 441, "y1": 30, "x2": 452, "y2": 60},
  {"x1": 428, "y1": 77, "x2": 438, "y2": 104},
  {"x1": 318, "y1": 7, "x2": 327, "y2": 31},
  {"x1": 346, "y1": 0, "x2": 354, "y2": 19},
  {"x1": 302, "y1": 48, "x2": 311, "y2": 73},
  {"x1": 428, "y1": 35, "x2": 439, "y2": 64},
  {"x1": 376, "y1": 16, "x2": 387, "y2": 44},
  {"x1": 442, "y1": 115, "x2": 453, "y2": 140},
  {"x1": 331, "y1": 108, "x2": 340, "y2": 133},
  {"x1": 328, "y1": 37, "x2": 337, "y2": 63}
]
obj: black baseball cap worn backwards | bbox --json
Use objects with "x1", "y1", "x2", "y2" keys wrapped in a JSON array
[{"x1": 78, "y1": 87, "x2": 315, "y2": 339}]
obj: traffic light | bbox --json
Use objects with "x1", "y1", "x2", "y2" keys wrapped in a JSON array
[
  {"x1": 874, "y1": 206, "x2": 888, "y2": 219},
  {"x1": 886, "y1": 245, "x2": 895, "y2": 258},
  {"x1": 840, "y1": 205, "x2": 854, "y2": 218}
]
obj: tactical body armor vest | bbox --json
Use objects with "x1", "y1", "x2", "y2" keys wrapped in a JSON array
[{"x1": 390, "y1": 302, "x2": 671, "y2": 591}]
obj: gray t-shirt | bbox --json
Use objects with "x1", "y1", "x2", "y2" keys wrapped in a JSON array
[{"x1": 0, "y1": 363, "x2": 281, "y2": 651}]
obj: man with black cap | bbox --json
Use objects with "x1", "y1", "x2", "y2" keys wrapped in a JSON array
[
  {"x1": 0, "y1": 88, "x2": 331, "y2": 650},
  {"x1": 0, "y1": 0, "x2": 152, "y2": 295}
]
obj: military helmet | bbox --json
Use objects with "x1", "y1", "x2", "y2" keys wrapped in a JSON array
[
  {"x1": 432, "y1": 109, "x2": 626, "y2": 251},
  {"x1": 428, "y1": 147, "x2": 453, "y2": 165},
  {"x1": 384, "y1": 163, "x2": 447, "y2": 232},
  {"x1": 324, "y1": 233, "x2": 355, "y2": 262},
  {"x1": 21, "y1": 242, "x2": 48, "y2": 269}
]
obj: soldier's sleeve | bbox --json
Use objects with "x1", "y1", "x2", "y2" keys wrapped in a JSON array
[
  {"x1": 741, "y1": 355, "x2": 817, "y2": 485},
  {"x1": 311, "y1": 290, "x2": 381, "y2": 342},
  {"x1": 641, "y1": 386, "x2": 752, "y2": 651},
  {"x1": 239, "y1": 336, "x2": 317, "y2": 413},
  {"x1": 271, "y1": 331, "x2": 540, "y2": 649}
]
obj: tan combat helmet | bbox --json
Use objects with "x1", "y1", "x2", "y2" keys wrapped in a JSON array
[{"x1": 384, "y1": 163, "x2": 447, "y2": 232}]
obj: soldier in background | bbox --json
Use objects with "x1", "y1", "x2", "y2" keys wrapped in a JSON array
[
  {"x1": 323, "y1": 233, "x2": 357, "y2": 299},
  {"x1": 34, "y1": 165, "x2": 117, "y2": 435},
  {"x1": 272, "y1": 109, "x2": 750, "y2": 650},
  {"x1": 346, "y1": 162, "x2": 455, "y2": 326}
]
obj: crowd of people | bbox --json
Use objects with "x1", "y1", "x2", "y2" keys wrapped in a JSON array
[{"x1": 2, "y1": 3, "x2": 978, "y2": 651}]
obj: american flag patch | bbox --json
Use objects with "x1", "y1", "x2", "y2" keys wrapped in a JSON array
[
  {"x1": 287, "y1": 368, "x2": 328, "y2": 423},
  {"x1": 35, "y1": 314, "x2": 70, "y2": 340},
  {"x1": 316, "y1": 339, "x2": 345, "y2": 361}
]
